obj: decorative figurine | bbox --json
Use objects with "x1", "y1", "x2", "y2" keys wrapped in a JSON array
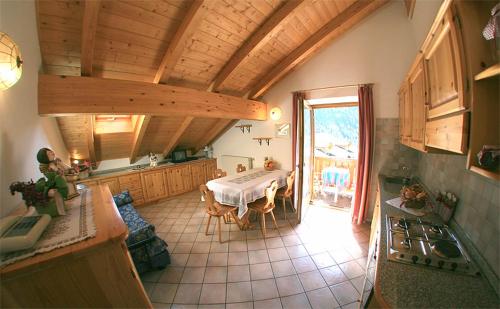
[
  {"x1": 37, "y1": 147, "x2": 79, "y2": 199},
  {"x1": 149, "y1": 152, "x2": 158, "y2": 167}
]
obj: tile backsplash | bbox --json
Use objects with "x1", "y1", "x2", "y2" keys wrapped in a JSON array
[
  {"x1": 369, "y1": 118, "x2": 499, "y2": 283},
  {"x1": 417, "y1": 152, "x2": 500, "y2": 280}
]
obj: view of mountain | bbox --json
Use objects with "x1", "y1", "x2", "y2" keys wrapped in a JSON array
[{"x1": 314, "y1": 106, "x2": 359, "y2": 151}]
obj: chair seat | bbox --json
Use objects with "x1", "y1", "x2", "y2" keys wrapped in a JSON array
[
  {"x1": 207, "y1": 204, "x2": 238, "y2": 217},
  {"x1": 248, "y1": 197, "x2": 273, "y2": 213}
]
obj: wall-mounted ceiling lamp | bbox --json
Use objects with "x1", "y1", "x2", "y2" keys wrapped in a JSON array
[
  {"x1": 0, "y1": 32, "x2": 23, "y2": 91},
  {"x1": 270, "y1": 107, "x2": 282, "y2": 121}
]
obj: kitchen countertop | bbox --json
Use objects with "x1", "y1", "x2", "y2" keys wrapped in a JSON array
[
  {"x1": 77, "y1": 158, "x2": 214, "y2": 182},
  {"x1": 375, "y1": 174, "x2": 499, "y2": 308}
]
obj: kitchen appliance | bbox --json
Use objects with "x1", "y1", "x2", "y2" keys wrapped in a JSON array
[
  {"x1": 171, "y1": 149, "x2": 187, "y2": 163},
  {"x1": 386, "y1": 215, "x2": 480, "y2": 276}
]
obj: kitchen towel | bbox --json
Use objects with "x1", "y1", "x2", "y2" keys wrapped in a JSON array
[{"x1": 386, "y1": 197, "x2": 426, "y2": 216}]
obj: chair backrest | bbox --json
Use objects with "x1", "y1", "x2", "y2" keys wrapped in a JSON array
[
  {"x1": 284, "y1": 171, "x2": 296, "y2": 197},
  {"x1": 199, "y1": 184, "x2": 221, "y2": 215},
  {"x1": 213, "y1": 169, "x2": 227, "y2": 179},
  {"x1": 236, "y1": 164, "x2": 246, "y2": 173},
  {"x1": 262, "y1": 180, "x2": 278, "y2": 211}
]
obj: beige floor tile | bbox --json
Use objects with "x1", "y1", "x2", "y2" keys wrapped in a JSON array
[
  {"x1": 268, "y1": 247, "x2": 290, "y2": 262},
  {"x1": 226, "y1": 282, "x2": 253, "y2": 303},
  {"x1": 298, "y1": 270, "x2": 327, "y2": 291},
  {"x1": 191, "y1": 242, "x2": 211, "y2": 254},
  {"x1": 227, "y1": 265, "x2": 250, "y2": 282},
  {"x1": 170, "y1": 254, "x2": 190, "y2": 267},
  {"x1": 186, "y1": 253, "x2": 208, "y2": 267},
  {"x1": 196, "y1": 232, "x2": 213, "y2": 242},
  {"x1": 329, "y1": 281, "x2": 359, "y2": 306},
  {"x1": 306, "y1": 287, "x2": 339, "y2": 309},
  {"x1": 254, "y1": 298, "x2": 283, "y2": 309},
  {"x1": 151, "y1": 283, "x2": 178, "y2": 304},
  {"x1": 179, "y1": 233, "x2": 197, "y2": 242},
  {"x1": 266, "y1": 237, "x2": 285, "y2": 249},
  {"x1": 340, "y1": 301, "x2": 360, "y2": 309},
  {"x1": 173, "y1": 283, "x2": 202, "y2": 304},
  {"x1": 199, "y1": 283, "x2": 226, "y2": 304},
  {"x1": 228, "y1": 252, "x2": 249, "y2": 265},
  {"x1": 248, "y1": 249, "x2": 270, "y2": 264},
  {"x1": 247, "y1": 239, "x2": 266, "y2": 251},
  {"x1": 338, "y1": 261, "x2": 364, "y2": 279},
  {"x1": 141, "y1": 269, "x2": 163, "y2": 283},
  {"x1": 173, "y1": 242, "x2": 194, "y2": 254},
  {"x1": 250, "y1": 262, "x2": 274, "y2": 280},
  {"x1": 291, "y1": 256, "x2": 317, "y2": 273},
  {"x1": 170, "y1": 225, "x2": 186, "y2": 233},
  {"x1": 251, "y1": 278, "x2": 279, "y2": 301},
  {"x1": 203, "y1": 267, "x2": 227, "y2": 283},
  {"x1": 276, "y1": 275, "x2": 304, "y2": 297},
  {"x1": 246, "y1": 230, "x2": 264, "y2": 240},
  {"x1": 304, "y1": 243, "x2": 327, "y2": 255},
  {"x1": 271, "y1": 260, "x2": 296, "y2": 277},
  {"x1": 311, "y1": 252, "x2": 336, "y2": 269},
  {"x1": 226, "y1": 302, "x2": 253, "y2": 309},
  {"x1": 207, "y1": 253, "x2": 228, "y2": 267},
  {"x1": 164, "y1": 233, "x2": 182, "y2": 243},
  {"x1": 286, "y1": 245, "x2": 308, "y2": 259},
  {"x1": 320, "y1": 265, "x2": 348, "y2": 286},
  {"x1": 159, "y1": 267, "x2": 184, "y2": 283},
  {"x1": 280, "y1": 293, "x2": 311, "y2": 309},
  {"x1": 229, "y1": 240, "x2": 248, "y2": 252},
  {"x1": 282, "y1": 235, "x2": 301, "y2": 246},
  {"x1": 350, "y1": 276, "x2": 365, "y2": 293},
  {"x1": 198, "y1": 304, "x2": 225, "y2": 309},
  {"x1": 328, "y1": 248, "x2": 353, "y2": 264},
  {"x1": 180, "y1": 267, "x2": 206, "y2": 283},
  {"x1": 152, "y1": 302, "x2": 171, "y2": 308},
  {"x1": 210, "y1": 242, "x2": 229, "y2": 253}
]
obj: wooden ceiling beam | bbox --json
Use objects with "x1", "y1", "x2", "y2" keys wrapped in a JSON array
[
  {"x1": 248, "y1": 0, "x2": 388, "y2": 99},
  {"x1": 162, "y1": 116, "x2": 194, "y2": 157},
  {"x1": 154, "y1": 0, "x2": 208, "y2": 84},
  {"x1": 194, "y1": 119, "x2": 233, "y2": 152},
  {"x1": 87, "y1": 115, "x2": 97, "y2": 163},
  {"x1": 129, "y1": 115, "x2": 152, "y2": 164},
  {"x1": 80, "y1": 0, "x2": 101, "y2": 76},
  {"x1": 38, "y1": 75, "x2": 267, "y2": 120},
  {"x1": 211, "y1": 0, "x2": 304, "y2": 92}
]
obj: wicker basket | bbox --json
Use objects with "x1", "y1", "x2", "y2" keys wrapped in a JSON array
[{"x1": 400, "y1": 184, "x2": 427, "y2": 209}]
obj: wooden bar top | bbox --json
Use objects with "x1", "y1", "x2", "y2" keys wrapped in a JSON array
[{"x1": 0, "y1": 185, "x2": 127, "y2": 276}]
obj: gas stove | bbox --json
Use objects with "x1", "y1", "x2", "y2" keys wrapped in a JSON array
[{"x1": 386, "y1": 215, "x2": 480, "y2": 276}]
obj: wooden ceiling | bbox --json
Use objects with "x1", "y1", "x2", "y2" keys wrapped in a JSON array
[{"x1": 37, "y1": 0, "x2": 388, "y2": 163}]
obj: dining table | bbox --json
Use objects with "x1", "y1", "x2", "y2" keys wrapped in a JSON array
[{"x1": 206, "y1": 168, "x2": 289, "y2": 228}]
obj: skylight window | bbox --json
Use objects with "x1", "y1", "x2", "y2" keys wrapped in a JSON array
[{"x1": 94, "y1": 115, "x2": 135, "y2": 134}]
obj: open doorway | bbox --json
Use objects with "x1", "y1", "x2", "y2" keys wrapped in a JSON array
[{"x1": 305, "y1": 94, "x2": 359, "y2": 212}]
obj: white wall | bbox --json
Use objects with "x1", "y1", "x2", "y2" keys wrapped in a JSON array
[
  {"x1": 214, "y1": 1, "x2": 437, "y2": 171},
  {"x1": 0, "y1": 0, "x2": 69, "y2": 217}
]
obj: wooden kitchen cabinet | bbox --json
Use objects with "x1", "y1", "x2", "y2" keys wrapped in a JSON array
[
  {"x1": 118, "y1": 173, "x2": 145, "y2": 205},
  {"x1": 398, "y1": 82, "x2": 411, "y2": 146},
  {"x1": 205, "y1": 159, "x2": 217, "y2": 182},
  {"x1": 165, "y1": 165, "x2": 192, "y2": 196},
  {"x1": 191, "y1": 162, "x2": 207, "y2": 189},
  {"x1": 422, "y1": 7, "x2": 467, "y2": 119},
  {"x1": 141, "y1": 170, "x2": 168, "y2": 202},
  {"x1": 99, "y1": 177, "x2": 120, "y2": 196},
  {"x1": 408, "y1": 57, "x2": 426, "y2": 151}
]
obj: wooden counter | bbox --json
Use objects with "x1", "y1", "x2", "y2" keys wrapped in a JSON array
[{"x1": 0, "y1": 185, "x2": 152, "y2": 308}]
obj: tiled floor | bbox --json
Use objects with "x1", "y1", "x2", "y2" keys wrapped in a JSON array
[{"x1": 137, "y1": 191, "x2": 370, "y2": 309}]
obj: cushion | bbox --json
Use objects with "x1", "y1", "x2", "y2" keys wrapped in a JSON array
[
  {"x1": 113, "y1": 190, "x2": 133, "y2": 207},
  {"x1": 117, "y1": 204, "x2": 156, "y2": 246}
]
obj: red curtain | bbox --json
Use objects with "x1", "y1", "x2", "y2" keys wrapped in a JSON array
[
  {"x1": 292, "y1": 92, "x2": 304, "y2": 169},
  {"x1": 352, "y1": 85, "x2": 374, "y2": 224}
]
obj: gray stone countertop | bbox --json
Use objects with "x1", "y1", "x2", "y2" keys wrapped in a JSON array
[{"x1": 375, "y1": 174, "x2": 499, "y2": 308}]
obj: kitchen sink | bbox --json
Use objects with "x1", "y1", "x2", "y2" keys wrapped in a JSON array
[{"x1": 382, "y1": 176, "x2": 411, "y2": 194}]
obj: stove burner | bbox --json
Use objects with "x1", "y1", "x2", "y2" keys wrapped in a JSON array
[
  {"x1": 433, "y1": 240, "x2": 461, "y2": 258},
  {"x1": 397, "y1": 218, "x2": 411, "y2": 229},
  {"x1": 430, "y1": 225, "x2": 442, "y2": 234},
  {"x1": 401, "y1": 238, "x2": 411, "y2": 249}
]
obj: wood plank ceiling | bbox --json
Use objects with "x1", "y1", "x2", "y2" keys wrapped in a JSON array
[{"x1": 37, "y1": 0, "x2": 387, "y2": 163}]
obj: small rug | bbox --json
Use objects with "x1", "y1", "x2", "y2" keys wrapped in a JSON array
[{"x1": 0, "y1": 189, "x2": 97, "y2": 267}]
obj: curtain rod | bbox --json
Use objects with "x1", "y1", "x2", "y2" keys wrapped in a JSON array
[{"x1": 292, "y1": 83, "x2": 374, "y2": 94}]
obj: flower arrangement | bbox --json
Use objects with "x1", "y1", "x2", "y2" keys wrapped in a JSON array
[
  {"x1": 264, "y1": 157, "x2": 274, "y2": 171},
  {"x1": 400, "y1": 184, "x2": 427, "y2": 209}
]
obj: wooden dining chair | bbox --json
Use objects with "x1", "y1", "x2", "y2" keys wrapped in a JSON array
[
  {"x1": 236, "y1": 164, "x2": 246, "y2": 173},
  {"x1": 199, "y1": 185, "x2": 241, "y2": 243},
  {"x1": 247, "y1": 180, "x2": 279, "y2": 238},
  {"x1": 275, "y1": 171, "x2": 296, "y2": 219},
  {"x1": 213, "y1": 169, "x2": 227, "y2": 179}
]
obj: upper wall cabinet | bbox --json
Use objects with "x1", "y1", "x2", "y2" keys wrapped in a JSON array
[
  {"x1": 423, "y1": 8, "x2": 467, "y2": 119},
  {"x1": 399, "y1": 0, "x2": 469, "y2": 154}
]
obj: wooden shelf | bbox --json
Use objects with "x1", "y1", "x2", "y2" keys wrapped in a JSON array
[
  {"x1": 470, "y1": 165, "x2": 500, "y2": 181},
  {"x1": 474, "y1": 63, "x2": 500, "y2": 81}
]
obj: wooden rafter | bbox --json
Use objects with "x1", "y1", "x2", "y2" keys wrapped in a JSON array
[
  {"x1": 38, "y1": 75, "x2": 267, "y2": 120},
  {"x1": 211, "y1": 0, "x2": 304, "y2": 92},
  {"x1": 87, "y1": 115, "x2": 96, "y2": 163},
  {"x1": 80, "y1": 0, "x2": 100, "y2": 76},
  {"x1": 194, "y1": 119, "x2": 233, "y2": 152},
  {"x1": 248, "y1": 0, "x2": 388, "y2": 99},
  {"x1": 162, "y1": 116, "x2": 194, "y2": 156},
  {"x1": 129, "y1": 115, "x2": 152, "y2": 164},
  {"x1": 154, "y1": 0, "x2": 207, "y2": 84}
]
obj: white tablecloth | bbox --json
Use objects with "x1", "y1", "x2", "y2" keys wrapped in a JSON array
[{"x1": 206, "y1": 168, "x2": 288, "y2": 218}]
